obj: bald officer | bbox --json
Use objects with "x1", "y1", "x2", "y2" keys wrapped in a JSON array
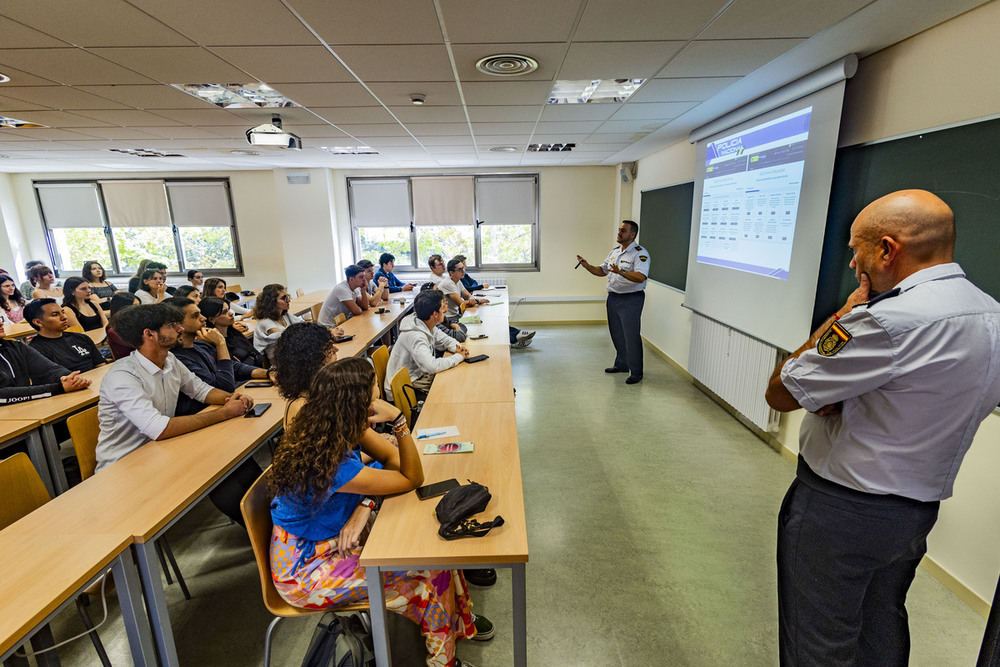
[
  {"x1": 764, "y1": 190, "x2": 1000, "y2": 666},
  {"x1": 576, "y1": 220, "x2": 650, "y2": 384}
]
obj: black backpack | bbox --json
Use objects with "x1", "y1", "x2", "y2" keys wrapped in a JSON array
[{"x1": 300, "y1": 611, "x2": 375, "y2": 667}]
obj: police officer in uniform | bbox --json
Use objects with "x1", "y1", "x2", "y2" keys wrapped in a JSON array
[
  {"x1": 576, "y1": 220, "x2": 650, "y2": 384},
  {"x1": 764, "y1": 190, "x2": 1000, "y2": 666}
]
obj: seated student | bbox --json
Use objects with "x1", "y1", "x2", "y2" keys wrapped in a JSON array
[
  {"x1": 25, "y1": 299, "x2": 106, "y2": 373},
  {"x1": 20, "y1": 260, "x2": 45, "y2": 299},
  {"x1": 272, "y1": 322, "x2": 338, "y2": 423},
  {"x1": 356, "y1": 259, "x2": 388, "y2": 306},
  {"x1": 427, "y1": 254, "x2": 447, "y2": 286},
  {"x1": 164, "y1": 297, "x2": 269, "y2": 416},
  {"x1": 454, "y1": 255, "x2": 535, "y2": 347},
  {"x1": 269, "y1": 358, "x2": 490, "y2": 667},
  {"x1": 106, "y1": 292, "x2": 140, "y2": 360},
  {"x1": 126, "y1": 259, "x2": 153, "y2": 294},
  {"x1": 438, "y1": 258, "x2": 488, "y2": 324},
  {"x1": 419, "y1": 282, "x2": 466, "y2": 343},
  {"x1": 61, "y1": 277, "x2": 109, "y2": 332},
  {"x1": 318, "y1": 264, "x2": 370, "y2": 327},
  {"x1": 203, "y1": 277, "x2": 250, "y2": 316},
  {"x1": 253, "y1": 283, "x2": 305, "y2": 359},
  {"x1": 135, "y1": 269, "x2": 167, "y2": 304},
  {"x1": 95, "y1": 303, "x2": 258, "y2": 526},
  {"x1": 128, "y1": 260, "x2": 175, "y2": 295},
  {"x1": 373, "y1": 252, "x2": 415, "y2": 293},
  {"x1": 200, "y1": 297, "x2": 263, "y2": 368},
  {"x1": 173, "y1": 284, "x2": 201, "y2": 303},
  {"x1": 29, "y1": 265, "x2": 63, "y2": 300},
  {"x1": 83, "y1": 261, "x2": 117, "y2": 310},
  {"x1": 384, "y1": 289, "x2": 469, "y2": 402},
  {"x1": 0, "y1": 274, "x2": 27, "y2": 324},
  {"x1": 0, "y1": 320, "x2": 91, "y2": 405},
  {"x1": 186, "y1": 269, "x2": 204, "y2": 291}
]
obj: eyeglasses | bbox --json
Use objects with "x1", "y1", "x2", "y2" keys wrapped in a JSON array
[{"x1": 278, "y1": 295, "x2": 291, "y2": 301}]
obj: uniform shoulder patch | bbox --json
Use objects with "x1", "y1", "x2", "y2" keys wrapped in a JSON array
[
  {"x1": 817, "y1": 321, "x2": 852, "y2": 356},
  {"x1": 634, "y1": 245, "x2": 643, "y2": 251},
  {"x1": 639, "y1": 255, "x2": 648, "y2": 261}
]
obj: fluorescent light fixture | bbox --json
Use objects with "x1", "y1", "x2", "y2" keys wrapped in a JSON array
[
  {"x1": 319, "y1": 146, "x2": 379, "y2": 155},
  {"x1": 548, "y1": 78, "x2": 646, "y2": 104},
  {"x1": 171, "y1": 83, "x2": 299, "y2": 109},
  {"x1": 528, "y1": 143, "x2": 576, "y2": 152},
  {"x1": 489, "y1": 146, "x2": 519, "y2": 152},
  {"x1": 0, "y1": 73, "x2": 10, "y2": 84},
  {"x1": 0, "y1": 115, "x2": 48, "y2": 128},
  {"x1": 246, "y1": 115, "x2": 302, "y2": 149},
  {"x1": 108, "y1": 148, "x2": 186, "y2": 158}
]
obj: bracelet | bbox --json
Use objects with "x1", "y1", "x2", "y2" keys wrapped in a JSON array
[
  {"x1": 390, "y1": 412, "x2": 408, "y2": 432},
  {"x1": 832, "y1": 312, "x2": 840, "y2": 321}
]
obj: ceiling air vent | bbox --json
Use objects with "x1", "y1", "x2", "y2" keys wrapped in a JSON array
[{"x1": 476, "y1": 54, "x2": 539, "y2": 77}]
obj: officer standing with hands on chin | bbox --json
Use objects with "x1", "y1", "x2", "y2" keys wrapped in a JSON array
[
  {"x1": 576, "y1": 219, "x2": 650, "y2": 384},
  {"x1": 764, "y1": 189, "x2": 1000, "y2": 667}
]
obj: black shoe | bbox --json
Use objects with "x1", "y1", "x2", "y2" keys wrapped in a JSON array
[
  {"x1": 605, "y1": 366, "x2": 628, "y2": 373},
  {"x1": 471, "y1": 614, "x2": 495, "y2": 641},
  {"x1": 464, "y1": 568, "x2": 497, "y2": 587},
  {"x1": 625, "y1": 375, "x2": 643, "y2": 384}
]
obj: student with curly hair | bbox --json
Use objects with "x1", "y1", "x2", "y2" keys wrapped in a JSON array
[
  {"x1": 269, "y1": 358, "x2": 490, "y2": 667},
  {"x1": 271, "y1": 322, "x2": 337, "y2": 411},
  {"x1": 0, "y1": 274, "x2": 27, "y2": 324},
  {"x1": 252, "y1": 283, "x2": 304, "y2": 359}
]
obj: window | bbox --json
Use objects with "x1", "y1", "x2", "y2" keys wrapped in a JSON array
[
  {"x1": 35, "y1": 178, "x2": 242, "y2": 277},
  {"x1": 347, "y1": 174, "x2": 538, "y2": 271}
]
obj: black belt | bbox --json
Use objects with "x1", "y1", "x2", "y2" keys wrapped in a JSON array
[{"x1": 796, "y1": 456, "x2": 937, "y2": 508}]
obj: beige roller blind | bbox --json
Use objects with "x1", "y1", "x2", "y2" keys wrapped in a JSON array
[
  {"x1": 100, "y1": 180, "x2": 170, "y2": 227},
  {"x1": 35, "y1": 183, "x2": 104, "y2": 229},
  {"x1": 412, "y1": 176, "x2": 474, "y2": 225}
]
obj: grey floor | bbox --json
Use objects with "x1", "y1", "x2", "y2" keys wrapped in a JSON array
[{"x1": 35, "y1": 324, "x2": 986, "y2": 666}]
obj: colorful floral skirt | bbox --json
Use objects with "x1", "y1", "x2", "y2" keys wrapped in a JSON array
[{"x1": 271, "y1": 525, "x2": 476, "y2": 666}]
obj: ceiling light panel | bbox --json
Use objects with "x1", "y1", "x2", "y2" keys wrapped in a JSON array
[
  {"x1": 170, "y1": 83, "x2": 300, "y2": 109},
  {"x1": 0, "y1": 115, "x2": 49, "y2": 129},
  {"x1": 548, "y1": 79, "x2": 646, "y2": 104}
]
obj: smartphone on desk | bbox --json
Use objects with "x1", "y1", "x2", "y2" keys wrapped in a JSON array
[
  {"x1": 333, "y1": 334, "x2": 355, "y2": 343},
  {"x1": 469, "y1": 334, "x2": 488, "y2": 340},
  {"x1": 464, "y1": 354, "x2": 489, "y2": 363},
  {"x1": 244, "y1": 380, "x2": 273, "y2": 388},
  {"x1": 416, "y1": 478, "x2": 459, "y2": 500},
  {"x1": 244, "y1": 402, "x2": 271, "y2": 418}
]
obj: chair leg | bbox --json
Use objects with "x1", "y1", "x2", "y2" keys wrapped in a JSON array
[
  {"x1": 28, "y1": 625, "x2": 60, "y2": 667},
  {"x1": 160, "y1": 537, "x2": 192, "y2": 601},
  {"x1": 155, "y1": 541, "x2": 174, "y2": 585},
  {"x1": 264, "y1": 616, "x2": 283, "y2": 667},
  {"x1": 75, "y1": 595, "x2": 112, "y2": 667}
]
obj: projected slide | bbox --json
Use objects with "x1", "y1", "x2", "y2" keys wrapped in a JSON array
[{"x1": 696, "y1": 107, "x2": 812, "y2": 280}]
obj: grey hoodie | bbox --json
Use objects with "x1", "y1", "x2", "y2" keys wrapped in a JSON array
[{"x1": 384, "y1": 314, "x2": 461, "y2": 401}]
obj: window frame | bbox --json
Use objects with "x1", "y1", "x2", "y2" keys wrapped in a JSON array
[
  {"x1": 33, "y1": 177, "x2": 244, "y2": 278},
  {"x1": 346, "y1": 173, "x2": 540, "y2": 274}
]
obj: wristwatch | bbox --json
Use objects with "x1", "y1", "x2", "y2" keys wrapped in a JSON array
[{"x1": 360, "y1": 497, "x2": 377, "y2": 512}]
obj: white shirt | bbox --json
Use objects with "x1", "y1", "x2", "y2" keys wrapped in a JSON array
[
  {"x1": 427, "y1": 273, "x2": 445, "y2": 286},
  {"x1": 318, "y1": 280, "x2": 362, "y2": 326},
  {"x1": 253, "y1": 312, "x2": 304, "y2": 353},
  {"x1": 601, "y1": 241, "x2": 650, "y2": 293},
  {"x1": 95, "y1": 351, "x2": 214, "y2": 472},
  {"x1": 438, "y1": 277, "x2": 463, "y2": 319},
  {"x1": 135, "y1": 289, "x2": 159, "y2": 304}
]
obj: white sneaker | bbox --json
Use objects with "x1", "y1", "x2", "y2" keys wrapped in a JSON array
[
  {"x1": 516, "y1": 329, "x2": 535, "y2": 341},
  {"x1": 512, "y1": 338, "x2": 532, "y2": 349}
]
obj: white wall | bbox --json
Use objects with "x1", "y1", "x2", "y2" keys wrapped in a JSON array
[
  {"x1": 627, "y1": 0, "x2": 1000, "y2": 607},
  {"x1": 0, "y1": 173, "x2": 31, "y2": 282}
]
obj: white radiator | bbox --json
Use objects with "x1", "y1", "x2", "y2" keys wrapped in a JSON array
[
  {"x1": 475, "y1": 276, "x2": 506, "y2": 287},
  {"x1": 688, "y1": 313, "x2": 781, "y2": 432}
]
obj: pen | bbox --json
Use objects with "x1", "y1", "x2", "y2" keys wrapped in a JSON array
[{"x1": 418, "y1": 430, "x2": 448, "y2": 439}]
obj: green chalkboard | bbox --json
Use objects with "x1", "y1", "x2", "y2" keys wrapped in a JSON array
[
  {"x1": 638, "y1": 181, "x2": 694, "y2": 291},
  {"x1": 813, "y1": 117, "x2": 1000, "y2": 330}
]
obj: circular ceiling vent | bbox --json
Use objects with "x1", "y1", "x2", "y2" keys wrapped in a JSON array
[{"x1": 476, "y1": 54, "x2": 539, "y2": 77}]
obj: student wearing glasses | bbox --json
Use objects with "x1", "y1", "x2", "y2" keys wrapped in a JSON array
[{"x1": 252, "y1": 284, "x2": 304, "y2": 359}]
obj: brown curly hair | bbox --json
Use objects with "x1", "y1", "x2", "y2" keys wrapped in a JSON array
[
  {"x1": 252, "y1": 283, "x2": 286, "y2": 321},
  {"x1": 269, "y1": 357, "x2": 375, "y2": 504}
]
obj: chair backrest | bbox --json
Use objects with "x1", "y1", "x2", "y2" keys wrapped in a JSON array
[
  {"x1": 66, "y1": 406, "x2": 100, "y2": 480},
  {"x1": 371, "y1": 345, "x2": 389, "y2": 395},
  {"x1": 333, "y1": 312, "x2": 347, "y2": 326},
  {"x1": 389, "y1": 366, "x2": 415, "y2": 426},
  {"x1": 66, "y1": 324, "x2": 85, "y2": 334},
  {"x1": 240, "y1": 468, "x2": 367, "y2": 617},
  {"x1": 459, "y1": 301, "x2": 467, "y2": 315},
  {"x1": 227, "y1": 283, "x2": 242, "y2": 294},
  {"x1": 0, "y1": 453, "x2": 51, "y2": 529},
  {"x1": 309, "y1": 302, "x2": 322, "y2": 323},
  {"x1": 295, "y1": 288, "x2": 305, "y2": 297}
]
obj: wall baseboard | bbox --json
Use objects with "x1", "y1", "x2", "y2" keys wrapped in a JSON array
[
  {"x1": 512, "y1": 319, "x2": 605, "y2": 326},
  {"x1": 642, "y1": 335, "x2": 992, "y2": 617}
]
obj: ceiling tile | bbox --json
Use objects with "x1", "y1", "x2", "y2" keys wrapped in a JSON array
[
  {"x1": 0, "y1": 94, "x2": 52, "y2": 112},
  {"x1": 530, "y1": 132, "x2": 603, "y2": 144},
  {"x1": 272, "y1": 83, "x2": 379, "y2": 107},
  {"x1": 659, "y1": 39, "x2": 804, "y2": 78},
  {"x1": 363, "y1": 136, "x2": 422, "y2": 148},
  {"x1": 0, "y1": 16, "x2": 71, "y2": 48},
  {"x1": 0, "y1": 65, "x2": 60, "y2": 87},
  {"x1": 611, "y1": 101, "x2": 697, "y2": 120},
  {"x1": 72, "y1": 109, "x2": 186, "y2": 127},
  {"x1": 333, "y1": 45, "x2": 455, "y2": 82},
  {"x1": 388, "y1": 105, "x2": 468, "y2": 123},
  {"x1": 0, "y1": 49, "x2": 156, "y2": 86},
  {"x1": 337, "y1": 123, "x2": 411, "y2": 137},
  {"x1": 126, "y1": 0, "x2": 318, "y2": 46},
  {"x1": 461, "y1": 81, "x2": 553, "y2": 106},
  {"x1": 10, "y1": 110, "x2": 114, "y2": 127},
  {"x1": 289, "y1": 0, "x2": 444, "y2": 45},
  {"x1": 147, "y1": 109, "x2": 249, "y2": 126},
  {"x1": 595, "y1": 119, "x2": 668, "y2": 133},
  {"x1": 211, "y1": 46, "x2": 354, "y2": 84},
  {"x1": 90, "y1": 47, "x2": 252, "y2": 83},
  {"x1": 138, "y1": 126, "x2": 233, "y2": 140},
  {"x1": 631, "y1": 77, "x2": 739, "y2": 102},
  {"x1": 451, "y1": 43, "x2": 567, "y2": 82},
  {"x1": 227, "y1": 106, "x2": 328, "y2": 126},
  {"x1": 474, "y1": 135, "x2": 531, "y2": 145},
  {"x1": 1, "y1": 127, "x2": 100, "y2": 140},
  {"x1": 286, "y1": 125, "x2": 350, "y2": 139},
  {"x1": 467, "y1": 106, "x2": 540, "y2": 123},
  {"x1": 700, "y1": 0, "x2": 872, "y2": 39},
  {"x1": 310, "y1": 107, "x2": 396, "y2": 125},
  {"x1": 535, "y1": 120, "x2": 604, "y2": 133},
  {"x1": 540, "y1": 104, "x2": 621, "y2": 121},
  {"x1": 414, "y1": 135, "x2": 473, "y2": 145},
  {"x1": 367, "y1": 82, "x2": 462, "y2": 107},
  {"x1": 0, "y1": 86, "x2": 132, "y2": 111},
  {"x1": 408, "y1": 122, "x2": 477, "y2": 136},
  {"x1": 68, "y1": 127, "x2": 173, "y2": 141},
  {"x1": 0, "y1": 0, "x2": 192, "y2": 47},
  {"x1": 77, "y1": 85, "x2": 216, "y2": 109},
  {"x1": 440, "y1": 0, "x2": 583, "y2": 43},
  {"x1": 558, "y1": 41, "x2": 685, "y2": 80},
  {"x1": 575, "y1": 0, "x2": 727, "y2": 41}
]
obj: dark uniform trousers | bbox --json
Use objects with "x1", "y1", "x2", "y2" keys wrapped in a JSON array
[
  {"x1": 606, "y1": 290, "x2": 644, "y2": 376},
  {"x1": 777, "y1": 458, "x2": 940, "y2": 667}
]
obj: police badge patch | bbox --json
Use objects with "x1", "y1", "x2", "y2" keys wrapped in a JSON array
[
  {"x1": 639, "y1": 255, "x2": 648, "y2": 261},
  {"x1": 817, "y1": 321, "x2": 851, "y2": 356}
]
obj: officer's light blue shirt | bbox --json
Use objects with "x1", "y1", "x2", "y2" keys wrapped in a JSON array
[{"x1": 601, "y1": 241, "x2": 650, "y2": 293}]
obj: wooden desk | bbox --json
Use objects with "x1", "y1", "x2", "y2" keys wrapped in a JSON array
[
  {"x1": 288, "y1": 289, "x2": 329, "y2": 316},
  {"x1": 1, "y1": 321, "x2": 34, "y2": 340},
  {"x1": 0, "y1": 364, "x2": 112, "y2": 493},
  {"x1": 335, "y1": 296, "x2": 414, "y2": 358},
  {"x1": 0, "y1": 506, "x2": 155, "y2": 666},
  {"x1": 0, "y1": 419, "x2": 52, "y2": 497},
  {"x1": 361, "y1": 402, "x2": 527, "y2": 667},
  {"x1": 424, "y1": 345, "x2": 514, "y2": 404},
  {"x1": 85, "y1": 327, "x2": 107, "y2": 346}
]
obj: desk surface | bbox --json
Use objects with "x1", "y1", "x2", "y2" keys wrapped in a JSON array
[
  {"x1": 360, "y1": 401, "x2": 527, "y2": 568},
  {"x1": 1, "y1": 321, "x2": 34, "y2": 339},
  {"x1": 288, "y1": 290, "x2": 329, "y2": 316},
  {"x1": 0, "y1": 363, "x2": 111, "y2": 423},
  {"x1": 0, "y1": 419, "x2": 40, "y2": 442},
  {"x1": 336, "y1": 295, "x2": 414, "y2": 358},
  {"x1": 424, "y1": 345, "x2": 514, "y2": 404}
]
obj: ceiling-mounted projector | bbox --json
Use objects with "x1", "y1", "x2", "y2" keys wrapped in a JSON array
[{"x1": 246, "y1": 114, "x2": 302, "y2": 149}]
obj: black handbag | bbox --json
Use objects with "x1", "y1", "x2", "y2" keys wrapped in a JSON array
[{"x1": 435, "y1": 481, "x2": 505, "y2": 540}]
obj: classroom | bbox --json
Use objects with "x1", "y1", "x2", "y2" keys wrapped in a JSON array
[{"x1": 2, "y1": 1, "x2": 1000, "y2": 665}]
